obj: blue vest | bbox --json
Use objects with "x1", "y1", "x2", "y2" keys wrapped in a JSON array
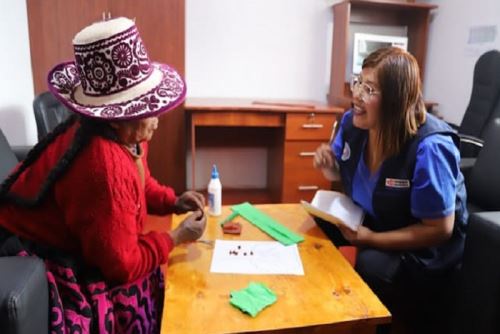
[{"x1": 338, "y1": 111, "x2": 468, "y2": 271}]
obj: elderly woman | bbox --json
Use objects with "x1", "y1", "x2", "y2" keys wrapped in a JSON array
[
  {"x1": 314, "y1": 47, "x2": 467, "y2": 332},
  {"x1": 0, "y1": 18, "x2": 205, "y2": 333}
]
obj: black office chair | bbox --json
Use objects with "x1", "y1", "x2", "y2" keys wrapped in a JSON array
[
  {"x1": 439, "y1": 127, "x2": 500, "y2": 333},
  {"x1": 33, "y1": 91, "x2": 71, "y2": 141},
  {"x1": 441, "y1": 119, "x2": 500, "y2": 334},
  {"x1": 452, "y1": 211, "x2": 500, "y2": 334},
  {"x1": 0, "y1": 128, "x2": 49, "y2": 334},
  {"x1": 464, "y1": 117, "x2": 500, "y2": 213},
  {"x1": 0, "y1": 130, "x2": 19, "y2": 184},
  {"x1": 453, "y1": 50, "x2": 500, "y2": 159}
]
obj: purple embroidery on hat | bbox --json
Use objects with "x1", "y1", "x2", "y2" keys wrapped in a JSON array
[
  {"x1": 101, "y1": 106, "x2": 123, "y2": 117},
  {"x1": 141, "y1": 95, "x2": 160, "y2": 111},
  {"x1": 124, "y1": 102, "x2": 148, "y2": 116},
  {"x1": 48, "y1": 61, "x2": 186, "y2": 120},
  {"x1": 133, "y1": 38, "x2": 148, "y2": 62},
  {"x1": 74, "y1": 26, "x2": 152, "y2": 97},
  {"x1": 158, "y1": 75, "x2": 183, "y2": 98},
  {"x1": 111, "y1": 43, "x2": 133, "y2": 68},
  {"x1": 51, "y1": 66, "x2": 80, "y2": 95},
  {"x1": 45, "y1": 18, "x2": 188, "y2": 120},
  {"x1": 133, "y1": 39, "x2": 152, "y2": 76},
  {"x1": 83, "y1": 52, "x2": 117, "y2": 94},
  {"x1": 68, "y1": 65, "x2": 78, "y2": 77}
]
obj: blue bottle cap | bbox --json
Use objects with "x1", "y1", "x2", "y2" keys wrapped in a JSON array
[{"x1": 211, "y1": 164, "x2": 219, "y2": 179}]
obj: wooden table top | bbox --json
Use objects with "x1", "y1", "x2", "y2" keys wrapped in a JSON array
[
  {"x1": 185, "y1": 97, "x2": 344, "y2": 113},
  {"x1": 161, "y1": 204, "x2": 390, "y2": 334}
]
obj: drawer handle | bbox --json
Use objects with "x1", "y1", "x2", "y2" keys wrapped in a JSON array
[
  {"x1": 299, "y1": 152, "x2": 316, "y2": 157},
  {"x1": 302, "y1": 124, "x2": 324, "y2": 129},
  {"x1": 298, "y1": 185, "x2": 319, "y2": 191}
]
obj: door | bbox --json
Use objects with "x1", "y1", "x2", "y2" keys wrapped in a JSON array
[{"x1": 27, "y1": 0, "x2": 108, "y2": 94}]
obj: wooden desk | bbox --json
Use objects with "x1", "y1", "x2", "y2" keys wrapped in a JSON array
[
  {"x1": 186, "y1": 98, "x2": 344, "y2": 204},
  {"x1": 161, "y1": 204, "x2": 391, "y2": 334}
]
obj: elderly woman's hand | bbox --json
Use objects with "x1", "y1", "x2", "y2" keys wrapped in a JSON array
[
  {"x1": 175, "y1": 191, "x2": 205, "y2": 214},
  {"x1": 169, "y1": 210, "x2": 207, "y2": 246},
  {"x1": 313, "y1": 143, "x2": 335, "y2": 169}
]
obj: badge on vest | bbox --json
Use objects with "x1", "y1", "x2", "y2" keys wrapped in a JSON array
[
  {"x1": 341, "y1": 142, "x2": 351, "y2": 161},
  {"x1": 385, "y1": 178, "x2": 410, "y2": 189}
]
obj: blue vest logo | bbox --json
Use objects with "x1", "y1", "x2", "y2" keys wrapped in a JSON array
[
  {"x1": 385, "y1": 178, "x2": 411, "y2": 189},
  {"x1": 341, "y1": 142, "x2": 351, "y2": 161}
]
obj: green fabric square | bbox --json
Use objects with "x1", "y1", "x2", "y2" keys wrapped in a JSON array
[{"x1": 230, "y1": 282, "x2": 277, "y2": 317}]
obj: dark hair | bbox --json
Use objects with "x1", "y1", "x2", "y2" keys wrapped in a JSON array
[
  {"x1": 362, "y1": 47, "x2": 426, "y2": 157},
  {"x1": 0, "y1": 115, "x2": 118, "y2": 208}
]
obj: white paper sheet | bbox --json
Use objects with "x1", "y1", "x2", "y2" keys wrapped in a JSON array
[{"x1": 210, "y1": 240, "x2": 304, "y2": 275}]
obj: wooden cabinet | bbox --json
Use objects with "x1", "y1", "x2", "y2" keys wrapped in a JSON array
[
  {"x1": 26, "y1": 0, "x2": 186, "y2": 192},
  {"x1": 328, "y1": 0, "x2": 437, "y2": 108},
  {"x1": 186, "y1": 98, "x2": 343, "y2": 204},
  {"x1": 283, "y1": 113, "x2": 337, "y2": 203}
]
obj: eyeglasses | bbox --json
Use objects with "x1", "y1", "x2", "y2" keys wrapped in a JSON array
[{"x1": 350, "y1": 75, "x2": 380, "y2": 102}]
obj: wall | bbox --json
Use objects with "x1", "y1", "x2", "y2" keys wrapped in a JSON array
[
  {"x1": 422, "y1": 0, "x2": 500, "y2": 125},
  {"x1": 186, "y1": 0, "x2": 333, "y2": 101},
  {"x1": 186, "y1": 0, "x2": 334, "y2": 189},
  {"x1": 0, "y1": 0, "x2": 36, "y2": 146}
]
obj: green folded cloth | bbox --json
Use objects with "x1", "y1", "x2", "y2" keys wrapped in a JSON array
[
  {"x1": 230, "y1": 282, "x2": 277, "y2": 317},
  {"x1": 231, "y1": 202, "x2": 304, "y2": 245}
]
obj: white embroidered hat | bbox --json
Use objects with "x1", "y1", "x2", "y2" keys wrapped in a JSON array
[{"x1": 48, "y1": 17, "x2": 186, "y2": 120}]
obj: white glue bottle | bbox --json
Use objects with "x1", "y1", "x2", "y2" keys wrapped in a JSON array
[{"x1": 208, "y1": 164, "x2": 222, "y2": 216}]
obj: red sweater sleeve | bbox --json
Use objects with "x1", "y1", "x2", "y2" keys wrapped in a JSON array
[
  {"x1": 56, "y1": 140, "x2": 174, "y2": 284},
  {"x1": 141, "y1": 143, "x2": 178, "y2": 215}
]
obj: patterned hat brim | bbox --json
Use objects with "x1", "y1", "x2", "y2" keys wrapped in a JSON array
[{"x1": 47, "y1": 61, "x2": 186, "y2": 121}]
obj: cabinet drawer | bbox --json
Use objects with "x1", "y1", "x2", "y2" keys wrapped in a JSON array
[
  {"x1": 282, "y1": 175, "x2": 331, "y2": 203},
  {"x1": 286, "y1": 113, "x2": 337, "y2": 140},
  {"x1": 282, "y1": 141, "x2": 332, "y2": 203},
  {"x1": 284, "y1": 141, "x2": 323, "y2": 170}
]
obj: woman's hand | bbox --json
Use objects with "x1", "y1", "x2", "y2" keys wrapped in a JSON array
[
  {"x1": 313, "y1": 143, "x2": 335, "y2": 169},
  {"x1": 175, "y1": 191, "x2": 205, "y2": 214},
  {"x1": 313, "y1": 143, "x2": 339, "y2": 181},
  {"x1": 337, "y1": 224, "x2": 373, "y2": 246},
  {"x1": 169, "y1": 210, "x2": 207, "y2": 246}
]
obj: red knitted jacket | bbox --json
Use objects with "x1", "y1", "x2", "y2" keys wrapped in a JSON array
[{"x1": 0, "y1": 123, "x2": 177, "y2": 284}]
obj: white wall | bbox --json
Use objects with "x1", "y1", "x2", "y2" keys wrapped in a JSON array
[
  {"x1": 422, "y1": 0, "x2": 500, "y2": 125},
  {"x1": 0, "y1": 0, "x2": 36, "y2": 146},
  {"x1": 186, "y1": 0, "x2": 334, "y2": 189},
  {"x1": 186, "y1": 0, "x2": 333, "y2": 101}
]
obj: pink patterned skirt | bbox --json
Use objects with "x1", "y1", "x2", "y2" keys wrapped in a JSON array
[{"x1": 0, "y1": 228, "x2": 164, "y2": 334}]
